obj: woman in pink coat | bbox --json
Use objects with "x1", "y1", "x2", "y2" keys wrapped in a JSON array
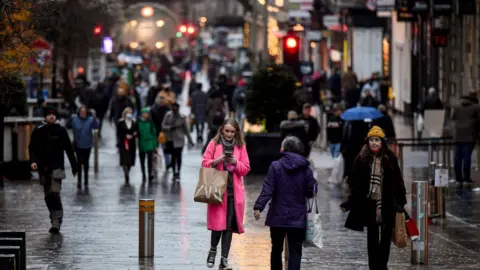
[{"x1": 202, "y1": 118, "x2": 250, "y2": 269}]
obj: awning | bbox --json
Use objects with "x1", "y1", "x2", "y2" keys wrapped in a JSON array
[{"x1": 213, "y1": 16, "x2": 245, "y2": 28}]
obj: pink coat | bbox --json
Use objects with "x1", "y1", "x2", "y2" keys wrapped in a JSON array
[{"x1": 202, "y1": 140, "x2": 250, "y2": 234}]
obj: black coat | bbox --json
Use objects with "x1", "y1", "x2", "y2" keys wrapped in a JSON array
[
  {"x1": 110, "y1": 96, "x2": 134, "y2": 123},
  {"x1": 117, "y1": 120, "x2": 138, "y2": 166},
  {"x1": 373, "y1": 114, "x2": 396, "y2": 141},
  {"x1": 341, "y1": 146, "x2": 407, "y2": 231},
  {"x1": 29, "y1": 122, "x2": 77, "y2": 172},
  {"x1": 150, "y1": 104, "x2": 170, "y2": 136}
]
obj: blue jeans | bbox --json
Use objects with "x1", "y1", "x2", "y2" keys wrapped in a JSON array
[
  {"x1": 454, "y1": 143, "x2": 475, "y2": 183},
  {"x1": 329, "y1": 143, "x2": 341, "y2": 158}
]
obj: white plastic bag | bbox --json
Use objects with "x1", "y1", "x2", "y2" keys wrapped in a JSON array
[
  {"x1": 304, "y1": 194, "x2": 323, "y2": 248},
  {"x1": 328, "y1": 154, "x2": 344, "y2": 185}
]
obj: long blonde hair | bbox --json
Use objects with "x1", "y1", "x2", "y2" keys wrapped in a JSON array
[
  {"x1": 212, "y1": 118, "x2": 245, "y2": 146},
  {"x1": 121, "y1": 107, "x2": 133, "y2": 120}
]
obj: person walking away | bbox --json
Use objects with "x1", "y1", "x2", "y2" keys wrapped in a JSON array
[
  {"x1": 326, "y1": 105, "x2": 344, "y2": 158},
  {"x1": 128, "y1": 87, "x2": 142, "y2": 119},
  {"x1": 300, "y1": 103, "x2": 320, "y2": 157},
  {"x1": 151, "y1": 94, "x2": 171, "y2": 169},
  {"x1": 359, "y1": 89, "x2": 380, "y2": 108},
  {"x1": 29, "y1": 107, "x2": 78, "y2": 233},
  {"x1": 340, "y1": 126, "x2": 406, "y2": 270},
  {"x1": 328, "y1": 68, "x2": 342, "y2": 101},
  {"x1": 253, "y1": 136, "x2": 317, "y2": 270},
  {"x1": 361, "y1": 74, "x2": 381, "y2": 103},
  {"x1": 232, "y1": 78, "x2": 247, "y2": 128},
  {"x1": 136, "y1": 80, "x2": 150, "y2": 108},
  {"x1": 203, "y1": 89, "x2": 227, "y2": 153},
  {"x1": 423, "y1": 87, "x2": 444, "y2": 110},
  {"x1": 342, "y1": 67, "x2": 360, "y2": 108},
  {"x1": 159, "y1": 85, "x2": 176, "y2": 107},
  {"x1": 109, "y1": 88, "x2": 134, "y2": 127},
  {"x1": 161, "y1": 103, "x2": 194, "y2": 180},
  {"x1": 452, "y1": 91, "x2": 480, "y2": 187},
  {"x1": 374, "y1": 105, "x2": 396, "y2": 146},
  {"x1": 71, "y1": 106, "x2": 99, "y2": 189},
  {"x1": 89, "y1": 83, "x2": 107, "y2": 136},
  {"x1": 202, "y1": 119, "x2": 250, "y2": 269},
  {"x1": 280, "y1": 111, "x2": 309, "y2": 156},
  {"x1": 117, "y1": 107, "x2": 138, "y2": 184},
  {"x1": 190, "y1": 83, "x2": 208, "y2": 143},
  {"x1": 138, "y1": 108, "x2": 158, "y2": 183}
]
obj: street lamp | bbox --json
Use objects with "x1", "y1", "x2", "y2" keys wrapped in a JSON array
[
  {"x1": 155, "y1": 41, "x2": 164, "y2": 49},
  {"x1": 129, "y1": 20, "x2": 137, "y2": 27},
  {"x1": 130, "y1": 42, "x2": 139, "y2": 49},
  {"x1": 141, "y1": 6, "x2": 154, "y2": 17},
  {"x1": 156, "y1": 20, "x2": 165, "y2": 27}
]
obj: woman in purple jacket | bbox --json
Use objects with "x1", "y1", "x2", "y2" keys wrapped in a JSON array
[{"x1": 253, "y1": 136, "x2": 317, "y2": 270}]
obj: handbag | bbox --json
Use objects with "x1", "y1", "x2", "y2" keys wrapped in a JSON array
[
  {"x1": 392, "y1": 212, "x2": 409, "y2": 248},
  {"x1": 52, "y1": 169, "x2": 66, "y2": 179},
  {"x1": 157, "y1": 132, "x2": 167, "y2": 144},
  {"x1": 304, "y1": 185, "x2": 322, "y2": 248},
  {"x1": 194, "y1": 145, "x2": 228, "y2": 204},
  {"x1": 194, "y1": 167, "x2": 228, "y2": 204},
  {"x1": 404, "y1": 211, "x2": 420, "y2": 241}
]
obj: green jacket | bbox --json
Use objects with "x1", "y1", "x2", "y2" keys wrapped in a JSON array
[{"x1": 138, "y1": 119, "x2": 158, "y2": 152}]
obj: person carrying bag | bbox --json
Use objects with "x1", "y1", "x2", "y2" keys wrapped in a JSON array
[{"x1": 200, "y1": 119, "x2": 250, "y2": 269}]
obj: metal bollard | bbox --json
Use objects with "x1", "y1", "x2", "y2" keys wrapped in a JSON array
[
  {"x1": 411, "y1": 181, "x2": 429, "y2": 265},
  {"x1": 139, "y1": 199, "x2": 155, "y2": 257},
  {"x1": 428, "y1": 142, "x2": 433, "y2": 163},
  {"x1": 433, "y1": 164, "x2": 447, "y2": 218},
  {"x1": 93, "y1": 129, "x2": 99, "y2": 173}
]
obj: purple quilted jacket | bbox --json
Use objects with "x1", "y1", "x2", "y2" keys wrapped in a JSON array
[{"x1": 254, "y1": 152, "x2": 317, "y2": 229}]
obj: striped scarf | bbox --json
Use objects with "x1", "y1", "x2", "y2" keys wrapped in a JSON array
[{"x1": 367, "y1": 157, "x2": 383, "y2": 223}]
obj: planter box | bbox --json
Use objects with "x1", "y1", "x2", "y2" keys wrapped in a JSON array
[{"x1": 245, "y1": 133, "x2": 282, "y2": 175}]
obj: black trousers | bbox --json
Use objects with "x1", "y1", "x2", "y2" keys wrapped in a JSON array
[
  {"x1": 39, "y1": 169, "x2": 63, "y2": 228},
  {"x1": 76, "y1": 148, "x2": 91, "y2": 185},
  {"x1": 139, "y1": 151, "x2": 154, "y2": 178},
  {"x1": 210, "y1": 193, "x2": 236, "y2": 258},
  {"x1": 194, "y1": 122, "x2": 205, "y2": 140},
  {"x1": 270, "y1": 227, "x2": 305, "y2": 270},
  {"x1": 367, "y1": 225, "x2": 392, "y2": 270},
  {"x1": 171, "y1": 147, "x2": 183, "y2": 174}
]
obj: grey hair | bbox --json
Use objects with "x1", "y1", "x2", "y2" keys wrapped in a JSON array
[{"x1": 281, "y1": 136, "x2": 304, "y2": 155}]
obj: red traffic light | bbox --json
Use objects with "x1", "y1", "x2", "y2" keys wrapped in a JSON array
[
  {"x1": 187, "y1": 26, "x2": 195, "y2": 34},
  {"x1": 93, "y1": 25, "x2": 102, "y2": 35},
  {"x1": 179, "y1": 25, "x2": 187, "y2": 33},
  {"x1": 286, "y1": 37, "x2": 297, "y2": 49}
]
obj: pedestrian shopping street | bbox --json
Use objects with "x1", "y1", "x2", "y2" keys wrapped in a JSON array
[{"x1": 0, "y1": 119, "x2": 480, "y2": 269}]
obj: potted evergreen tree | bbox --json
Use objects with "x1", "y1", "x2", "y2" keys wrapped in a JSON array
[{"x1": 244, "y1": 65, "x2": 298, "y2": 174}]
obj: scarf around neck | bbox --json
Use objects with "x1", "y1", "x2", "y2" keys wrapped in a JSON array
[
  {"x1": 220, "y1": 135, "x2": 235, "y2": 147},
  {"x1": 368, "y1": 156, "x2": 383, "y2": 223}
]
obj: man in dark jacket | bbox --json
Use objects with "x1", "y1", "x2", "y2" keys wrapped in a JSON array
[
  {"x1": 190, "y1": 83, "x2": 208, "y2": 143},
  {"x1": 300, "y1": 103, "x2": 320, "y2": 157},
  {"x1": 253, "y1": 136, "x2": 317, "y2": 270},
  {"x1": 29, "y1": 107, "x2": 77, "y2": 234},
  {"x1": 452, "y1": 92, "x2": 480, "y2": 186},
  {"x1": 326, "y1": 105, "x2": 344, "y2": 158},
  {"x1": 423, "y1": 87, "x2": 444, "y2": 110},
  {"x1": 280, "y1": 111, "x2": 309, "y2": 156}
]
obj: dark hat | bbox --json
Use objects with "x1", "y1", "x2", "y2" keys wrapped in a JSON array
[{"x1": 43, "y1": 107, "x2": 58, "y2": 117}]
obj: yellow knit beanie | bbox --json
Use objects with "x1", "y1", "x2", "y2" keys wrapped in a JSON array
[{"x1": 367, "y1": 126, "x2": 385, "y2": 139}]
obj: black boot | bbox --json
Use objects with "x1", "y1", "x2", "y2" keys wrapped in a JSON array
[
  {"x1": 206, "y1": 248, "x2": 216, "y2": 268},
  {"x1": 219, "y1": 256, "x2": 228, "y2": 269}
]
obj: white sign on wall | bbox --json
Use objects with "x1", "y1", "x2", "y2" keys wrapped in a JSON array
[
  {"x1": 87, "y1": 49, "x2": 106, "y2": 88},
  {"x1": 352, "y1": 28, "x2": 383, "y2": 80}
]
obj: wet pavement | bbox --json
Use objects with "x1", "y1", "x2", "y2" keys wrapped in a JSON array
[{"x1": 2, "y1": 79, "x2": 480, "y2": 269}]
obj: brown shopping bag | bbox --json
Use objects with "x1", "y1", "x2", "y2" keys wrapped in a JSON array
[
  {"x1": 392, "y1": 212, "x2": 409, "y2": 248},
  {"x1": 194, "y1": 167, "x2": 228, "y2": 204}
]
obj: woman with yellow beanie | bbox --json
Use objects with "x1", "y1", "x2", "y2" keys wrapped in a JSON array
[{"x1": 340, "y1": 126, "x2": 406, "y2": 270}]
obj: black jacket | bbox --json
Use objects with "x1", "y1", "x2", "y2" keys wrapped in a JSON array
[
  {"x1": 279, "y1": 119, "x2": 309, "y2": 147},
  {"x1": 341, "y1": 146, "x2": 406, "y2": 231},
  {"x1": 326, "y1": 114, "x2": 343, "y2": 144},
  {"x1": 150, "y1": 104, "x2": 170, "y2": 136},
  {"x1": 300, "y1": 115, "x2": 320, "y2": 143},
  {"x1": 29, "y1": 121, "x2": 77, "y2": 172},
  {"x1": 373, "y1": 114, "x2": 396, "y2": 141}
]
